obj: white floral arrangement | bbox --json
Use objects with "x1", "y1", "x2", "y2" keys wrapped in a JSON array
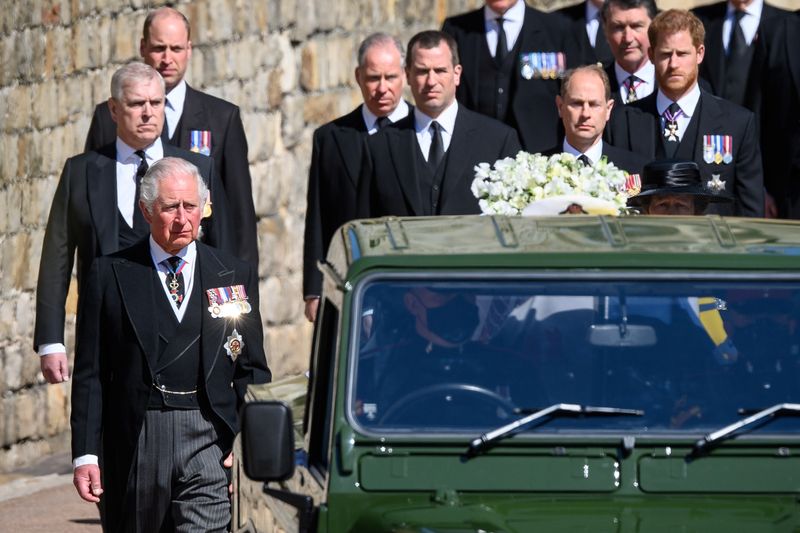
[{"x1": 470, "y1": 151, "x2": 635, "y2": 216}]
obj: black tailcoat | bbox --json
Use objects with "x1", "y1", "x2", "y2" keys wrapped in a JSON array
[
  {"x1": 605, "y1": 90, "x2": 764, "y2": 216},
  {"x1": 70, "y1": 239, "x2": 269, "y2": 530},
  {"x1": 358, "y1": 106, "x2": 521, "y2": 218}
]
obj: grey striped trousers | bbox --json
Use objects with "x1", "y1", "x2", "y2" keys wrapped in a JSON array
[{"x1": 129, "y1": 409, "x2": 230, "y2": 532}]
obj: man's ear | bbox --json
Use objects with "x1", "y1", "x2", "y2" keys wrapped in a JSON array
[
  {"x1": 696, "y1": 44, "x2": 705, "y2": 65},
  {"x1": 555, "y1": 95, "x2": 563, "y2": 118},
  {"x1": 139, "y1": 200, "x2": 152, "y2": 224},
  {"x1": 108, "y1": 98, "x2": 118, "y2": 124}
]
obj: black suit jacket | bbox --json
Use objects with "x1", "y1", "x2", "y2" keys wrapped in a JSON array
[
  {"x1": 303, "y1": 106, "x2": 367, "y2": 298},
  {"x1": 555, "y1": 1, "x2": 613, "y2": 67},
  {"x1": 761, "y1": 14, "x2": 800, "y2": 217},
  {"x1": 34, "y1": 143, "x2": 233, "y2": 351},
  {"x1": 542, "y1": 141, "x2": 648, "y2": 175},
  {"x1": 358, "y1": 106, "x2": 521, "y2": 217},
  {"x1": 442, "y1": 5, "x2": 571, "y2": 153},
  {"x1": 693, "y1": 2, "x2": 791, "y2": 114},
  {"x1": 70, "y1": 239, "x2": 269, "y2": 530},
  {"x1": 85, "y1": 85, "x2": 258, "y2": 266},
  {"x1": 605, "y1": 91, "x2": 764, "y2": 216}
]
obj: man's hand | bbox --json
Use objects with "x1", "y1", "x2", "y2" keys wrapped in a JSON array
[
  {"x1": 765, "y1": 191, "x2": 778, "y2": 219},
  {"x1": 304, "y1": 297, "x2": 320, "y2": 323},
  {"x1": 223, "y1": 452, "x2": 234, "y2": 495},
  {"x1": 73, "y1": 465, "x2": 103, "y2": 503},
  {"x1": 41, "y1": 352, "x2": 70, "y2": 383}
]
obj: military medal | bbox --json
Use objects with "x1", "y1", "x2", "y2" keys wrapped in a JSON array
[
  {"x1": 224, "y1": 329, "x2": 244, "y2": 361},
  {"x1": 164, "y1": 258, "x2": 187, "y2": 305},
  {"x1": 206, "y1": 285, "x2": 252, "y2": 318},
  {"x1": 520, "y1": 52, "x2": 566, "y2": 80},
  {"x1": 190, "y1": 130, "x2": 212, "y2": 156},
  {"x1": 722, "y1": 135, "x2": 733, "y2": 164},
  {"x1": 663, "y1": 105, "x2": 682, "y2": 142},
  {"x1": 706, "y1": 174, "x2": 726, "y2": 193},
  {"x1": 703, "y1": 135, "x2": 733, "y2": 165},
  {"x1": 625, "y1": 173, "x2": 641, "y2": 196}
]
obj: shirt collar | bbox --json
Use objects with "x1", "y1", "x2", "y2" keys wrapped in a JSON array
[
  {"x1": 727, "y1": 0, "x2": 762, "y2": 19},
  {"x1": 115, "y1": 137, "x2": 164, "y2": 163},
  {"x1": 562, "y1": 138, "x2": 604, "y2": 163},
  {"x1": 484, "y1": 0, "x2": 524, "y2": 23},
  {"x1": 166, "y1": 79, "x2": 187, "y2": 111},
  {"x1": 149, "y1": 235, "x2": 197, "y2": 268},
  {"x1": 361, "y1": 100, "x2": 410, "y2": 131},
  {"x1": 414, "y1": 100, "x2": 459, "y2": 135},
  {"x1": 656, "y1": 83, "x2": 701, "y2": 117},
  {"x1": 615, "y1": 60, "x2": 655, "y2": 84}
]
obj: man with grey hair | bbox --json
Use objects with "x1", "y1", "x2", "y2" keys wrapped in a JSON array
[
  {"x1": 84, "y1": 6, "x2": 258, "y2": 268},
  {"x1": 71, "y1": 157, "x2": 269, "y2": 532},
  {"x1": 34, "y1": 62, "x2": 231, "y2": 384},
  {"x1": 303, "y1": 32, "x2": 411, "y2": 322}
]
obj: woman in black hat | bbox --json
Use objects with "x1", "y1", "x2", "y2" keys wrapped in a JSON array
[{"x1": 630, "y1": 160, "x2": 733, "y2": 215}]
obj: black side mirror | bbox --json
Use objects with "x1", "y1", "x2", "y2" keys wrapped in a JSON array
[{"x1": 241, "y1": 401, "x2": 295, "y2": 481}]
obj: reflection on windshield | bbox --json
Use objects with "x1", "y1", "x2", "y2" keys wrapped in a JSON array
[{"x1": 350, "y1": 279, "x2": 800, "y2": 435}]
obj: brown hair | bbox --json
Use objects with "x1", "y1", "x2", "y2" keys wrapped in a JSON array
[
  {"x1": 406, "y1": 30, "x2": 460, "y2": 67},
  {"x1": 648, "y1": 9, "x2": 705, "y2": 50}
]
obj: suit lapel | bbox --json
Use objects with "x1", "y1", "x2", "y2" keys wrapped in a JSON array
[
  {"x1": 383, "y1": 127, "x2": 423, "y2": 216},
  {"x1": 786, "y1": 21, "x2": 800, "y2": 98},
  {"x1": 518, "y1": 7, "x2": 545, "y2": 56},
  {"x1": 87, "y1": 145, "x2": 120, "y2": 256},
  {"x1": 113, "y1": 241, "x2": 159, "y2": 372},
  {"x1": 462, "y1": 12, "x2": 485, "y2": 108},
  {"x1": 197, "y1": 243, "x2": 236, "y2": 383},
  {"x1": 440, "y1": 108, "x2": 477, "y2": 205},
  {"x1": 704, "y1": 18, "x2": 725, "y2": 93},
  {"x1": 176, "y1": 85, "x2": 205, "y2": 149},
  {"x1": 691, "y1": 93, "x2": 722, "y2": 163},
  {"x1": 332, "y1": 130, "x2": 364, "y2": 190}
]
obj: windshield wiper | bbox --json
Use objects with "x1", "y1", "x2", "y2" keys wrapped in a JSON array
[
  {"x1": 689, "y1": 402, "x2": 800, "y2": 459},
  {"x1": 464, "y1": 403, "x2": 644, "y2": 458}
]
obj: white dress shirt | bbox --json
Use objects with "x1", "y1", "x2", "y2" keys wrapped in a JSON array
[
  {"x1": 722, "y1": 0, "x2": 763, "y2": 51},
  {"x1": 656, "y1": 83, "x2": 702, "y2": 141},
  {"x1": 562, "y1": 137, "x2": 604, "y2": 164},
  {"x1": 484, "y1": 0, "x2": 525, "y2": 57},
  {"x1": 614, "y1": 61, "x2": 656, "y2": 102},
  {"x1": 585, "y1": 0, "x2": 601, "y2": 48},
  {"x1": 414, "y1": 101, "x2": 459, "y2": 161},
  {"x1": 115, "y1": 138, "x2": 165, "y2": 228},
  {"x1": 362, "y1": 100, "x2": 410, "y2": 135},
  {"x1": 164, "y1": 80, "x2": 187, "y2": 139}
]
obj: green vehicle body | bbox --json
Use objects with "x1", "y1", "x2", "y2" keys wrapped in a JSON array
[{"x1": 235, "y1": 215, "x2": 800, "y2": 533}]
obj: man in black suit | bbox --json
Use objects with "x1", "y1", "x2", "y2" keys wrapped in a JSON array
[
  {"x1": 84, "y1": 7, "x2": 258, "y2": 267},
  {"x1": 601, "y1": 0, "x2": 658, "y2": 106},
  {"x1": 442, "y1": 0, "x2": 571, "y2": 152},
  {"x1": 303, "y1": 33, "x2": 410, "y2": 322},
  {"x1": 693, "y1": 0, "x2": 791, "y2": 113},
  {"x1": 358, "y1": 31, "x2": 521, "y2": 218},
  {"x1": 605, "y1": 9, "x2": 764, "y2": 217},
  {"x1": 760, "y1": 13, "x2": 800, "y2": 218},
  {"x1": 557, "y1": 0, "x2": 614, "y2": 66},
  {"x1": 544, "y1": 65, "x2": 647, "y2": 175},
  {"x1": 35, "y1": 62, "x2": 232, "y2": 384},
  {"x1": 71, "y1": 157, "x2": 269, "y2": 532}
]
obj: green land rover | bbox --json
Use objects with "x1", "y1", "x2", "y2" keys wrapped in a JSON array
[{"x1": 234, "y1": 215, "x2": 800, "y2": 533}]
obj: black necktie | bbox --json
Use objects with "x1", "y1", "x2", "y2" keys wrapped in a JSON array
[
  {"x1": 662, "y1": 102, "x2": 682, "y2": 142},
  {"x1": 164, "y1": 256, "x2": 186, "y2": 308},
  {"x1": 727, "y1": 10, "x2": 747, "y2": 58},
  {"x1": 376, "y1": 116, "x2": 391, "y2": 130},
  {"x1": 625, "y1": 75, "x2": 638, "y2": 104},
  {"x1": 161, "y1": 98, "x2": 171, "y2": 142},
  {"x1": 428, "y1": 121, "x2": 444, "y2": 169},
  {"x1": 133, "y1": 150, "x2": 149, "y2": 232},
  {"x1": 578, "y1": 154, "x2": 592, "y2": 166},
  {"x1": 495, "y1": 17, "x2": 507, "y2": 66}
]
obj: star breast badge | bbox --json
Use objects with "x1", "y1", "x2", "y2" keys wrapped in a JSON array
[{"x1": 706, "y1": 174, "x2": 726, "y2": 193}]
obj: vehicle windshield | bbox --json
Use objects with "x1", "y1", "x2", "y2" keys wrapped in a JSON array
[{"x1": 349, "y1": 277, "x2": 800, "y2": 436}]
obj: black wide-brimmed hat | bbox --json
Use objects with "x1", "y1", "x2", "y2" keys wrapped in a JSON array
[{"x1": 632, "y1": 160, "x2": 733, "y2": 203}]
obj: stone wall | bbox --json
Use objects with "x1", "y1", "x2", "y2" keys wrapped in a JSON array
[{"x1": 0, "y1": 0, "x2": 793, "y2": 470}]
